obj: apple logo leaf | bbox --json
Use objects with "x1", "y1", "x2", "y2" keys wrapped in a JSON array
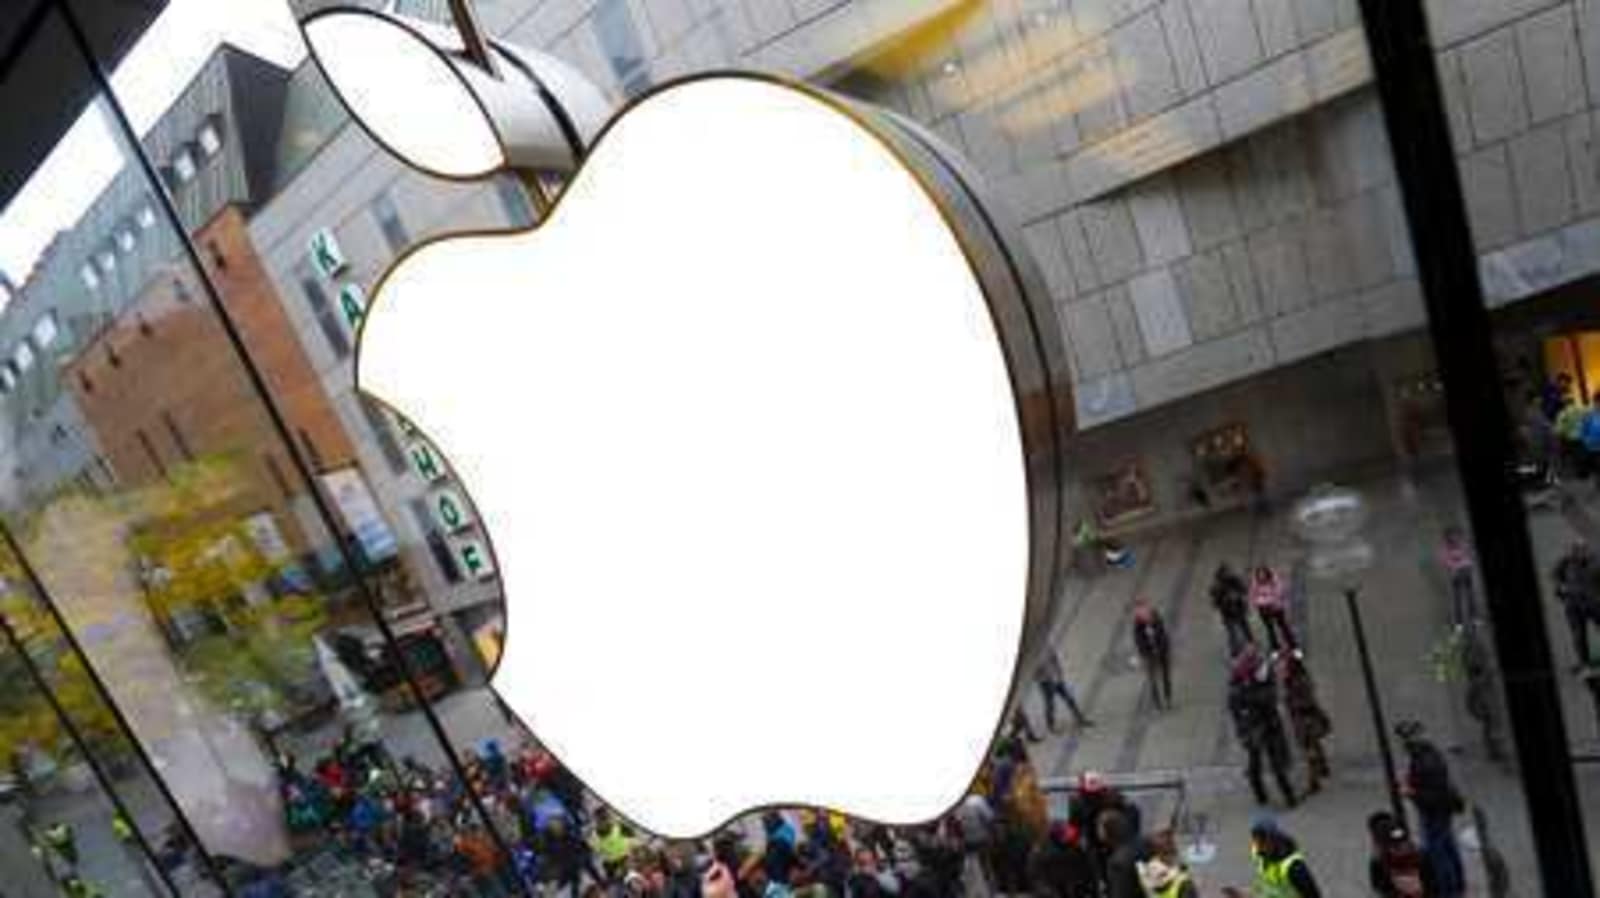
[{"x1": 303, "y1": 4, "x2": 1073, "y2": 840}]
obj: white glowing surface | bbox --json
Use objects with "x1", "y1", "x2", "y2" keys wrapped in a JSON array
[
  {"x1": 303, "y1": 12, "x2": 502, "y2": 178},
  {"x1": 359, "y1": 78, "x2": 1029, "y2": 836}
]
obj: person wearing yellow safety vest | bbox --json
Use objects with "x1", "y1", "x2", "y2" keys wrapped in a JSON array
[
  {"x1": 1247, "y1": 817, "x2": 1321, "y2": 898},
  {"x1": 1138, "y1": 855, "x2": 1198, "y2": 898},
  {"x1": 592, "y1": 806, "x2": 636, "y2": 882},
  {"x1": 1556, "y1": 394, "x2": 1588, "y2": 478},
  {"x1": 111, "y1": 811, "x2": 134, "y2": 844}
]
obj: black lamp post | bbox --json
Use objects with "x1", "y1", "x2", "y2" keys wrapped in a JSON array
[{"x1": 1293, "y1": 485, "x2": 1407, "y2": 827}]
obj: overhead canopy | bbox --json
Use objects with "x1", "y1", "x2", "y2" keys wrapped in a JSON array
[{"x1": 0, "y1": 0, "x2": 169, "y2": 213}]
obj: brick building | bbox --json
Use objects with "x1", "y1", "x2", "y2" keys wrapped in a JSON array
[{"x1": 62, "y1": 205, "x2": 358, "y2": 560}]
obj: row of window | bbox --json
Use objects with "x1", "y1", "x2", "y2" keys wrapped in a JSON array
[
  {"x1": 76, "y1": 115, "x2": 224, "y2": 295},
  {"x1": 78, "y1": 200, "x2": 158, "y2": 292},
  {"x1": 0, "y1": 310, "x2": 59, "y2": 395}
]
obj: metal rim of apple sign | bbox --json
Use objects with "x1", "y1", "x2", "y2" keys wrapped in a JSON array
[{"x1": 301, "y1": 2, "x2": 1077, "y2": 829}]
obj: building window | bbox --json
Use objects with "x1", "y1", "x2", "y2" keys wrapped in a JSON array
[
  {"x1": 13, "y1": 342, "x2": 34, "y2": 374},
  {"x1": 372, "y1": 190, "x2": 408, "y2": 252},
  {"x1": 32, "y1": 311, "x2": 58, "y2": 349},
  {"x1": 359, "y1": 397, "x2": 408, "y2": 474},
  {"x1": 95, "y1": 455, "x2": 117, "y2": 486},
  {"x1": 138, "y1": 315, "x2": 154, "y2": 338},
  {"x1": 137, "y1": 204, "x2": 157, "y2": 230},
  {"x1": 206, "y1": 240, "x2": 227, "y2": 271},
  {"x1": 298, "y1": 268, "x2": 351, "y2": 358},
  {"x1": 172, "y1": 147, "x2": 197, "y2": 183},
  {"x1": 593, "y1": 0, "x2": 650, "y2": 95},
  {"x1": 197, "y1": 117, "x2": 224, "y2": 158},
  {"x1": 173, "y1": 277, "x2": 192, "y2": 303},
  {"x1": 262, "y1": 453, "x2": 293, "y2": 501},
  {"x1": 495, "y1": 175, "x2": 535, "y2": 228},
  {"x1": 77, "y1": 372, "x2": 93, "y2": 395},
  {"x1": 137, "y1": 429, "x2": 168, "y2": 480},
  {"x1": 1, "y1": 364, "x2": 17, "y2": 393},
  {"x1": 298, "y1": 428, "x2": 325, "y2": 472},
  {"x1": 115, "y1": 228, "x2": 135, "y2": 253},
  {"x1": 80, "y1": 263, "x2": 99, "y2": 290},
  {"x1": 106, "y1": 345, "x2": 121, "y2": 369},
  {"x1": 96, "y1": 249, "x2": 116, "y2": 274},
  {"x1": 162, "y1": 411, "x2": 193, "y2": 462},
  {"x1": 409, "y1": 497, "x2": 462, "y2": 583}
]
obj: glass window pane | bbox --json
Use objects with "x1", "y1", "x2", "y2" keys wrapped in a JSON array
[
  {"x1": 16, "y1": 0, "x2": 1600, "y2": 893},
  {"x1": 1, "y1": 6, "x2": 527, "y2": 892}
]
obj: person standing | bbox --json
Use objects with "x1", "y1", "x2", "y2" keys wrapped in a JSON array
[
  {"x1": 1228, "y1": 647, "x2": 1297, "y2": 808},
  {"x1": 1438, "y1": 528, "x2": 1477, "y2": 626},
  {"x1": 1211, "y1": 563, "x2": 1255, "y2": 654},
  {"x1": 1028, "y1": 821, "x2": 1096, "y2": 898},
  {"x1": 1096, "y1": 809, "x2": 1146, "y2": 898},
  {"x1": 1278, "y1": 649, "x2": 1332, "y2": 795},
  {"x1": 1008, "y1": 704, "x2": 1044, "y2": 744},
  {"x1": 1249, "y1": 566, "x2": 1296, "y2": 651},
  {"x1": 1242, "y1": 818, "x2": 1321, "y2": 898},
  {"x1": 1035, "y1": 646, "x2": 1094, "y2": 730},
  {"x1": 1067, "y1": 771, "x2": 1140, "y2": 889},
  {"x1": 1556, "y1": 392, "x2": 1589, "y2": 479},
  {"x1": 1554, "y1": 541, "x2": 1600, "y2": 669},
  {"x1": 1543, "y1": 372, "x2": 1574, "y2": 422},
  {"x1": 1397, "y1": 722, "x2": 1466, "y2": 898},
  {"x1": 1132, "y1": 598, "x2": 1173, "y2": 711},
  {"x1": 1136, "y1": 831, "x2": 1198, "y2": 898},
  {"x1": 1581, "y1": 393, "x2": 1600, "y2": 482}
]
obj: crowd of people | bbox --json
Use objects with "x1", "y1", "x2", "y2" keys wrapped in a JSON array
[{"x1": 239, "y1": 706, "x2": 1489, "y2": 898}]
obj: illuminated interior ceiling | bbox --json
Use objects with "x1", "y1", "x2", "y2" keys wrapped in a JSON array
[{"x1": 0, "y1": 0, "x2": 170, "y2": 213}]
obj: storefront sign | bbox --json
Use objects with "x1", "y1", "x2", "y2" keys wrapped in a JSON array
[
  {"x1": 243, "y1": 511, "x2": 291, "y2": 562},
  {"x1": 321, "y1": 466, "x2": 399, "y2": 561},
  {"x1": 431, "y1": 488, "x2": 472, "y2": 533},
  {"x1": 309, "y1": 228, "x2": 348, "y2": 279},
  {"x1": 453, "y1": 538, "x2": 496, "y2": 581},
  {"x1": 1093, "y1": 460, "x2": 1156, "y2": 528},
  {"x1": 408, "y1": 440, "x2": 447, "y2": 483},
  {"x1": 339, "y1": 283, "x2": 367, "y2": 330}
]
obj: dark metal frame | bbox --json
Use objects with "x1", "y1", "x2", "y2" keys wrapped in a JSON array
[
  {"x1": 0, "y1": 0, "x2": 1592, "y2": 888},
  {"x1": 0, "y1": 600, "x2": 181, "y2": 897},
  {"x1": 1358, "y1": 0, "x2": 1596, "y2": 891},
  {"x1": 45, "y1": 0, "x2": 534, "y2": 891}
]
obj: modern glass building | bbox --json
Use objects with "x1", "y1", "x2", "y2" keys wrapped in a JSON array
[{"x1": 2, "y1": 0, "x2": 1600, "y2": 894}]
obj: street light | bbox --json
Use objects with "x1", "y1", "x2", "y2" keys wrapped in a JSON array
[{"x1": 1292, "y1": 484, "x2": 1407, "y2": 827}]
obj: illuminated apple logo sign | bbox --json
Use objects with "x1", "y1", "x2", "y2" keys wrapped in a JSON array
[{"x1": 304, "y1": 3, "x2": 1073, "y2": 837}]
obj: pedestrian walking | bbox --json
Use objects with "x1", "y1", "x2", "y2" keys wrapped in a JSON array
[
  {"x1": 43, "y1": 820, "x2": 77, "y2": 868},
  {"x1": 1556, "y1": 392, "x2": 1588, "y2": 479},
  {"x1": 1554, "y1": 541, "x2": 1600, "y2": 668},
  {"x1": 1008, "y1": 705, "x2": 1043, "y2": 744},
  {"x1": 1211, "y1": 563, "x2": 1255, "y2": 653},
  {"x1": 1277, "y1": 649, "x2": 1332, "y2": 794},
  {"x1": 1437, "y1": 528, "x2": 1477, "y2": 626},
  {"x1": 1248, "y1": 566, "x2": 1296, "y2": 651},
  {"x1": 1397, "y1": 722, "x2": 1466, "y2": 898},
  {"x1": 1243, "y1": 817, "x2": 1321, "y2": 898},
  {"x1": 1228, "y1": 647, "x2": 1297, "y2": 808},
  {"x1": 1367, "y1": 811, "x2": 1435, "y2": 897},
  {"x1": 1132, "y1": 598, "x2": 1173, "y2": 710},
  {"x1": 1035, "y1": 646, "x2": 1095, "y2": 730}
]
